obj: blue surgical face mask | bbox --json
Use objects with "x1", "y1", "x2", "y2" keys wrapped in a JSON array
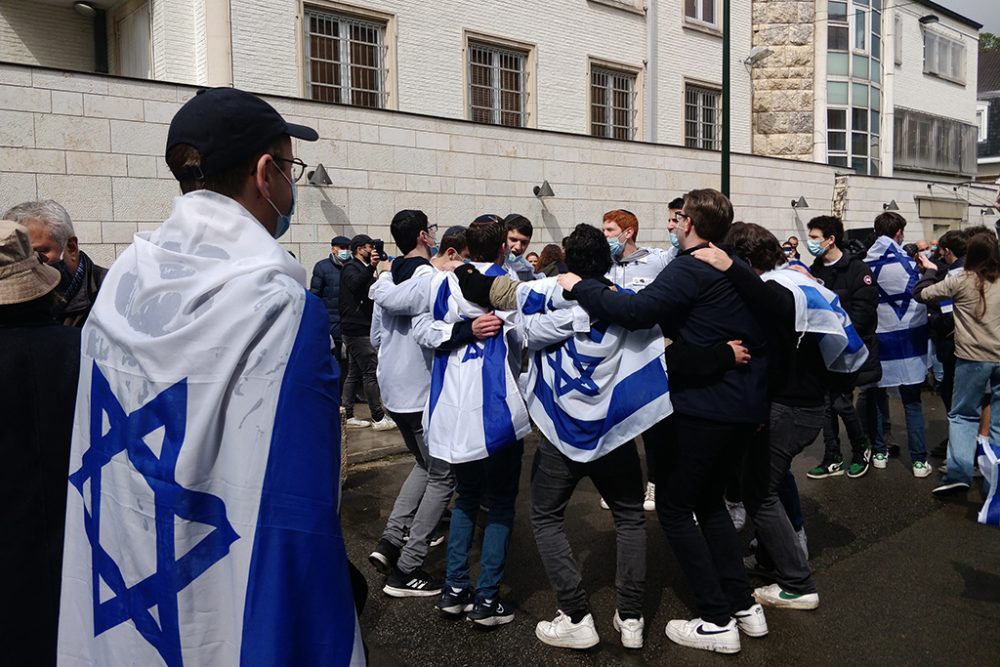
[
  {"x1": 507, "y1": 250, "x2": 517, "y2": 264},
  {"x1": 266, "y1": 164, "x2": 296, "y2": 239},
  {"x1": 669, "y1": 232, "x2": 681, "y2": 249},
  {"x1": 336, "y1": 249, "x2": 351, "y2": 261},
  {"x1": 806, "y1": 239, "x2": 827, "y2": 257},
  {"x1": 608, "y1": 235, "x2": 624, "y2": 257},
  {"x1": 430, "y1": 244, "x2": 440, "y2": 256}
]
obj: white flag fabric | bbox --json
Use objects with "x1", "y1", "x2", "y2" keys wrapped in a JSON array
[
  {"x1": 58, "y1": 191, "x2": 364, "y2": 666},
  {"x1": 863, "y1": 236, "x2": 929, "y2": 387},
  {"x1": 761, "y1": 267, "x2": 869, "y2": 373},
  {"x1": 423, "y1": 262, "x2": 531, "y2": 464},
  {"x1": 517, "y1": 278, "x2": 672, "y2": 462},
  {"x1": 977, "y1": 439, "x2": 1000, "y2": 527}
]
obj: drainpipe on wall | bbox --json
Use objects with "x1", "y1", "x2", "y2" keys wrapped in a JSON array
[{"x1": 645, "y1": 0, "x2": 657, "y2": 143}]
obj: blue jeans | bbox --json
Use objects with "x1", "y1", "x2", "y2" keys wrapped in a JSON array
[
  {"x1": 861, "y1": 385, "x2": 927, "y2": 463},
  {"x1": 445, "y1": 440, "x2": 523, "y2": 599},
  {"x1": 943, "y1": 360, "x2": 1000, "y2": 485}
]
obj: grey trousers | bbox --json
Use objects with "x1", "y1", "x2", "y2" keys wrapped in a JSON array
[
  {"x1": 743, "y1": 402, "x2": 823, "y2": 595},
  {"x1": 382, "y1": 410, "x2": 455, "y2": 574},
  {"x1": 530, "y1": 438, "x2": 646, "y2": 619}
]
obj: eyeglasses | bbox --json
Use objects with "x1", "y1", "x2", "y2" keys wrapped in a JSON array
[
  {"x1": 675, "y1": 212, "x2": 691, "y2": 222},
  {"x1": 273, "y1": 156, "x2": 308, "y2": 183},
  {"x1": 425, "y1": 223, "x2": 439, "y2": 234}
]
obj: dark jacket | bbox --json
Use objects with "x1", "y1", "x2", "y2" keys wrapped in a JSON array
[
  {"x1": 339, "y1": 257, "x2": 377, "y2": 337},
  {"x1": 811, "y1": 251, "x2": 881, "y2": 387},
  {"x1": 0, "y1": 306, "x2": 81, "y2": 665},
  {"x1": 310, "y1": 255, "x2": 344, "y2": 339},
  {"x1": 571, "y1": 244, "x2": 770, "y2": 424},
  {"x1": 60, "y1": 251, "x2": 107, "y2": 328}
]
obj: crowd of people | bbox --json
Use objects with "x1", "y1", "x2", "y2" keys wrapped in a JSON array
[{"x1": 2, "y1": 86, "x2": 999, "y2": 664}]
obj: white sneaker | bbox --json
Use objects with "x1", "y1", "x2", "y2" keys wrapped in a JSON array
[
  {"x1": 733, "y1": 603, "x2": 768, "y2": 637},
  {"x1": 345, "y1": 417, "x2": 371, "y2": 429},
  {"x1": 872, "y1": 452, "x2": 888, "y2": 469},
  {"x1": 726, "y1": 500, "x2": 746, "y2": 531},
  {"x1": 371, "y1": 416, "x2": 397, "y2": 432},
  {"x1": 643, "y1": 483, "x2": 656, "y2": 511},
  {"x1": 664, "y1": 617, "x2": 740, "y2": 654},
  {"x1": 535, "y1": 611, "x2": 599, "y2": 649},
  {"x1": 753, "y1": 583, "x2": 819, "y2": 610},
  {"x1": 599, "y1": 497, "x2": 610, "y2": 510},
  {"x1": 912, "y1": 461, "x2": 933, "y2": 478},
  {"x1": 613, "y1": 610, "x2": 644, "y2": 649}
]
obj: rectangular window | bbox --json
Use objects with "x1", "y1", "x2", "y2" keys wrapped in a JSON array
[
  {"x1": 829, "y1": 26, "x2": 849, "y2": 51},
  {"x1": 685, "y1": 85, "x2": 721, "y2": 150},
  {"x1": 305, "y1": 9, "x2": 388, "y2": 108},
  {"x1": 894, "y1": 107, "x2": 977, "y2": 175},
  {"x1": 591, "y1": 66, "x2": 637, "y2": 141},
  {"x1": 894, "y1": 14, "x2": 902, "y2": 65},
  {"x1": 468, "y1": 41, "x2": 529, "y2": 127},
  {"x1": 855, "y1": 10, "x2": 867, "y2": 51},
  {"x1": 829, "y1": 1, "x2": 847, "y2": 22},
  {"x1": 685, "y1": 0, "x2": 717, "y2": 27},
  {"x1": 977, "y1": 103, "x2": 989, "y2": 142},
  {"x1": 923, "y1": 30, "x2": 966, "y2": 84}
]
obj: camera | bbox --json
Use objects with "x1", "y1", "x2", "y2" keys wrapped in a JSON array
[{"x1": 373, "y1": 238, "x2": 385, "y2": 259}]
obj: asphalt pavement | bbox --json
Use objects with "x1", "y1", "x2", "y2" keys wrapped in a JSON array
[{"x1": 341, "y1": 393, "x2": 1000, "y2": 666}]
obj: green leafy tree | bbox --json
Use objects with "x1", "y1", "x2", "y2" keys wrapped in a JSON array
[{"x1": 982, "y1": 32, "x2": 1000, "y2": 51}]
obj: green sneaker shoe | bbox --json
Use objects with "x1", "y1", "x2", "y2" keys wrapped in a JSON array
[
  {"x1": 847, "y1": 447, "x2": 871, "y2": 478},
  {"x1": 872, "y1": 452, "x2": 888, "y2": 469},
  {"x1": 807, "y1": 455, "x2": 844, "y2": 479}
]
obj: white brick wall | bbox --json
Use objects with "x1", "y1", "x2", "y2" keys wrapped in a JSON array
[
  {"x1": 2, "y1": 61, "x2": 994, "y2": 277},
  {"x1": 0, "y1": 0, "x2": 94, "y2": 71}
]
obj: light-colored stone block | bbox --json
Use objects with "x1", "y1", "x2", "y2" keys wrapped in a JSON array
[
  {"x1": 405, "y1": 174, "x2": 443, "y2": 193},
  {"x1": 35, "y1": 114, "x2": 110, "y2": 152},
  {"x1": 0, "y1": 172, "x2": 37, "y2": 206},
  {"x1": 51, "y1": 91, "x2": 83, "y2": 115},
  {"x1": 379, "y1": 126, "x2": 416, "y2": 148},
  {"x1": 0, "y1": 64, "x2": 33, "y2": 87},
  {"x1": 111, "y1": 177, "x2": 177, "y2": 221},
  {"x1": 110, "y1": 120, "x2": 168, "y2": 156},
  {"x1": 66, "y1": 151, "x2": 128, "y2": 177},
  {"x1": 36, "y1": 174, "x2": 113, "y2": 221},
  {"x1": 368, "y1": 171, "x2": 407, "y2": 191},
  {"x1": 415, "y1": 131, "x2": 450, "y2": 151},
  {"x1": 78, "y1": 242, "x2": 116, "y2": 266},
  {"x1": 0, "y1": 85, "x2": 50, "y2": 113},
  {"x1": 0, "y1": 110, "x2": 35, "y2": 148},
  {"x1": 347, "y1": 142, "x2": 395, "y2": 172},
  {"x1": 127, "y1": 155, "x2": 159, "y2": 178},
  {"x1": 0, "y1": 147, "x2": 64, "y2": 174},
  {"x1": 101, "y1": 221, "x2": 139, "y2": 243},
  {"x1": 72, "y1": 221, "x2": 102, "y2": 244},
  {"x1": 358, "y1": 124, "x2": 379, "y2": 143},
  {"x1": 107, "y1": 79, "x2": 179, "y2": 103},
  {"x1": 142, "y1": 99, "x2": 182, "y2": 125},
  {"x1": 83, "y1": 94, "x2": 144, "y2": 121},
  {"x1": 32, "y1": 70, "x2": 108, "y2": 95}
]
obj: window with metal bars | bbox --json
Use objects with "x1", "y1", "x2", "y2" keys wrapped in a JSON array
[
  {"x1": 591, "y1": 66, "x2": 637, "y2": 140},
  {"x1": 684, "y1": 85, "x2": 721, "y2": 150},
  {"x1": 305, "y1": 9, "x2": 388, "y2": 109},
  {"x1": 468, "y1": 41, "x2": 528, "y2": 127}
]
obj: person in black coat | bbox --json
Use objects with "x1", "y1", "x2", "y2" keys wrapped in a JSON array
[
  {"x1": 0, "y1": 221, "x2": 81, "y2": 667},
  {"x1": 311, "y1": 235, "x2": 351, "y2": 390},
  {"x1": 804, "y1": 216, "x2": 879, "y2": 479}
]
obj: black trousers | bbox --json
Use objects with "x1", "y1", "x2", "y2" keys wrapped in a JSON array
[{"x1": 653, "y1": 414, "x2": 756, "y2": 626}]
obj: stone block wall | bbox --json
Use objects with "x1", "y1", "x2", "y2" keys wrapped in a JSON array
[{"x1": 750, "y1": 0, "x2": 816, "y2": 161}]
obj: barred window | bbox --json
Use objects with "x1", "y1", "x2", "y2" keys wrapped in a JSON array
[
  {"x1": 591, "y1": 67, "x2": 637, "y2": 140},
  {"x1": 685, "y1": 85, "x2": 721, "y2": 150},
  {"x1": 468, "y1": 41, "x2": 528, "y2": 127},
  {"x1": 305, "y1": 9, "x2": 388, "y2": 109}
]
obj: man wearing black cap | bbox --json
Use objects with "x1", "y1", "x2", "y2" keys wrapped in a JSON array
[
  {"x1": 340, "y1": 233, "x2": 395, "y2": 431},
  {"x1": 311, "y1": 235, "x2": 352, "y2": 378},
  {"x1": 58, "y1": 88, "x2": 365, "y2": 664}
]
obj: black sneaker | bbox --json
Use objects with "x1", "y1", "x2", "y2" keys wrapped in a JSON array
[
  {"x1": 437, "y1": 586, "x2": 474, "y2": 615},
  {"x1": 368, "y1": 538, "x2": 400, "y2": 574},
  {"x1": 466, "y1": 596, "x2": 515, "y2": 626},
  {"x1": 932, "y1": 481, "x2": 970, "y2": 497},
  {"x1": 930, "y1": 439, "x2": 948, "y2": 459},
  {"x1": 383, "y1": 566, "x2": 443, "y2": 598}
]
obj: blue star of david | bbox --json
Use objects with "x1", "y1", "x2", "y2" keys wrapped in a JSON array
[
  {"x1": 68, "y1": 363, "x2": 239, "y2": 667},
  {"x1": 866, "y1": 244, "x2": 920, "y2": 319},
  {"x1": 462, "y1": 342, "x2": 485, "y2": 361},
  {"x1": 546, "y1": 338, "x2": 603, "y2": 397}
]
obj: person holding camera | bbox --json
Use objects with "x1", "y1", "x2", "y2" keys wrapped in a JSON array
[{"x1": 340, "y1": 233, "x2": 395, "y2": 431}]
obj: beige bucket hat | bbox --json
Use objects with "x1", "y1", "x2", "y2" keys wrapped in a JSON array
[{"x1": 0, "y1": 220, "x2": 61, "y2": 305}]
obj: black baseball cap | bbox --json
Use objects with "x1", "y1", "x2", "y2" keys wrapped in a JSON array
[
  {"x1": 165, "y1": 87, "x2": 319, "y2": 180},
  {"x1": 331, "y1": 235, "x2": 351, "y2": 247},
  {"x1": 350, "y1": 234, "x2": 373, "y2": 251}
]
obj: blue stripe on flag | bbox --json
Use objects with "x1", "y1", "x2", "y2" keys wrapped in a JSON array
[
  {"x1": 843, "y1": 323, "x2": 866, "y2": 353},
  {"x1": 427, "y1": 350, "x2": 449, "y2": 421},
  {"x1": 877, "y1": 324, "x2": 929, "y2": 361},
  {"x1": 799, "y1": 284, "x2": 839, "y2": 314},
  {"x1": 241, "y1": 292, "x2": 356, "y2": 665},
  {"x1": 481, "y1": 334, "x2": 517, "y2": 453},
  {"x1": 533, "y1": 354, "x2": 668, "y2": 450},
  {"x1": 485, "y1": 263, "x2": 507, "y2": 277},
  {"x1": 433, "y1": 280, "x2": 452, "y2": 321},
  {"x1": 521, "y1": 290, "x2": 547, "y2": 315}
]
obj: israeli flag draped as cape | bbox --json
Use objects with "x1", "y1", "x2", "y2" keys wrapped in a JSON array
[
  {"x1": 423, "y1": 262, "x2": 531, "y2": 464},
  {"x1": 517, "y1": 278, "x2": 672, "y2": 462},
  {"x1": 977, "y1": 439, "x2": 1000, "y2": 527},
  {"x1": 761, "y1": 267, "x2": 869, "y2": 373},
  {"x1": 58, "y1": 191, "x2": 364, "y2": 666},
  {"x1": 863, "y1": 236, "x2": 929, "y2": 387}
]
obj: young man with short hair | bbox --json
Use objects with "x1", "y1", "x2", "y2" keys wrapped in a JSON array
[
  {"x1": 504, "y1": 213, "x2": 539, "y2": 280},
  {"x1": 430, "y1": 225, "x2": 469, "y2": 269}
]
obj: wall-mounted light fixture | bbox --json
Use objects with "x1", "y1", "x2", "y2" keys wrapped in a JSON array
[
  {"x1": 533, "y1": 181, "x2": 555, "y2": 198},
  {"x1": 883, "y1": 200, "x2": 900, "y2": 211},
  {"x1": 791, "y1": 196, "x2": 809, "y2": 209},
  {"x1": 744, "y1": 47, "x2": 774, "y2": 67},
  {"x1": 918, "y1": 14, "x2": 940, "y2": 25},
  {"x1": 73, "y1": 1, "x2": 97, "y2": 18},
  {"x1": 307, "y1": 163, "x2": 333, "y2": 186}
]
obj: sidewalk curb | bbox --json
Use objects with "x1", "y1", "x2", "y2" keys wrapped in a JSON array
[{"x1": 347, "y1": 444, "x2": 408, "y2": 466}]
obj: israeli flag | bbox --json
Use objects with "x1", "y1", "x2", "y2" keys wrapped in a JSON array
[
  {"x1": 423, "y1": 262, "x2": 531, "y2": 464},
  {"x1": 762, "y1": 267, "x2": 869, "y2": 373},
  {"x1": 58, "y1": 192, "x2": 364, "y2": 666},
  {"x1": 517, "y1": 278, "x2": 672, "y2": 462},
  {"x1": 938, "y1": 265, "x2": 964, "y2": 315},
  {"x1": 864, "y1": 236, "x2": 929, "y2": 387},
  {"x1": 977, "y1": 439, "x2": 1000, "y2": 527}
]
